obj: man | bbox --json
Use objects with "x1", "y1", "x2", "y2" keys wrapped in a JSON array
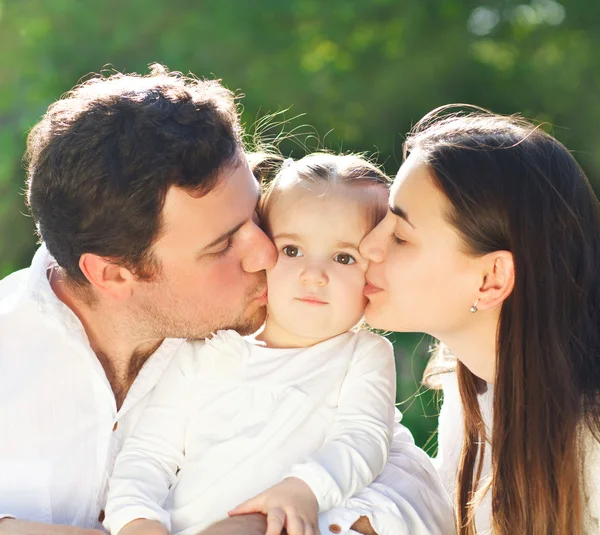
[{"x1": 0, "y1": 65, "x2": 453, "y2": 535}]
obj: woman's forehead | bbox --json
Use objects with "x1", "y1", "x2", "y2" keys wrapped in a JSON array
[{"x1": 390, "y1": 155, "x2": 449, "y2": 230}]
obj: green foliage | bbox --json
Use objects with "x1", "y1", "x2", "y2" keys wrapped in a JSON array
[{"x1": 0, "y1": 0, "x2": 597, "y2": 448}]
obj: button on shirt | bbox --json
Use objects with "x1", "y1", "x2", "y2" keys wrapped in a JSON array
[{"x1": 0, "y1": 245, "x2": 184, "y2": 529}]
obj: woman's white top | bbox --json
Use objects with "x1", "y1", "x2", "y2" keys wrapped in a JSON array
[
  {"x1": 435, "y1": 372, "x2": 600, "y2": 534},
  {"x1": 103, "y1": 329, "x2": 398, "y2": 535}
]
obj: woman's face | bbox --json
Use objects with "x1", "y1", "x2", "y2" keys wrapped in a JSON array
[{"x1": 359, "y1": 152, "x2": 481, "y2": 339}]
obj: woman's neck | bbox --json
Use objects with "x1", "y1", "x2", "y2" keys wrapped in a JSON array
[{"x1": 436, "y1": 311, "x2": 499, "y2": 384}]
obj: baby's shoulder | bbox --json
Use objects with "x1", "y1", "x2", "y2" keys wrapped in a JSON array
[{"x1": 352, "y1": 329, "x2": 394, "y2": 352}]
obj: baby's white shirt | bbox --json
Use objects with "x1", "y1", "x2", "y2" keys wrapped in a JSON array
[{"x1": 104, "y1": 329, "x2": 396, "y2": 535}]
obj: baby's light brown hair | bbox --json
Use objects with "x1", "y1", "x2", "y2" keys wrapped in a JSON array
[{"x1": 248, "y1": 152, "x2": 391, "y2": 236}]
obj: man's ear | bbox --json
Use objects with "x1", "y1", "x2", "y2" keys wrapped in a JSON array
[
  {"x1": 79, "y1": 253, "x2": 135, "y2": 301},
  {"x1": 476, "y1": 251, "x2": 515, "y2": 311}
]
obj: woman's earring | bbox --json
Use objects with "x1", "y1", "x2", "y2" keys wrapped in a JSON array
[{"x1": 470, "y1": 299, "x2": 480, "y2": 313}]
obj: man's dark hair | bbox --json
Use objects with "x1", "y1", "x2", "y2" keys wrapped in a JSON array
[{"x1": 25, "y1": 64, "x2": 244, "y2": 284}]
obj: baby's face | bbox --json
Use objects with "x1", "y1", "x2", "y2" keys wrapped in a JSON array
[{"x1": 263, "y1": 185, "x2": 374, "y2": 347}]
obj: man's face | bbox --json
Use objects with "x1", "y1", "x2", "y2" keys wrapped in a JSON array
[{"x1": 132, "y1": 159, "x2": 277, "y2": 339}]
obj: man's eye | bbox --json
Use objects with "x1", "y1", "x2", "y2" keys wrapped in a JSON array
[
  {"x1": 334, "y1": 253, "x2": 356, "y2": 265},
  {"x1": 211, "y1": 239, "x2": 233, "y2": 258},
  {"x1": 282, "y1": 245, "x2": 302, "y2": 258}
]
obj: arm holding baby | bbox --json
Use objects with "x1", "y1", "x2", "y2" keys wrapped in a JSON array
[{"x1": 229, "y1": 332, "x2": 396, "y2": 535}]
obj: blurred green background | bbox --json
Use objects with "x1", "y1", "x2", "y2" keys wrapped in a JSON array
[{"x1": 1, "y1": 0, "x2": 598, "y2": 452}]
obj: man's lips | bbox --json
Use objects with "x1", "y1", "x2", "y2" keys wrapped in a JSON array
[
  {"x1": 296, "y1": 296, "x2": 328, "y2": 305},
  {"x1": 253, "y1": 288, "x2": 268, "y2": 303}
]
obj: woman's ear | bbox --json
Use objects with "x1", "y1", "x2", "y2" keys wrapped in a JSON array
[
  {"x1": 79, "y1": 253, "x2": 135, "y2": 301},
  {"x1": 476, "y1": 251, "x2": 515, "y2": 311}
]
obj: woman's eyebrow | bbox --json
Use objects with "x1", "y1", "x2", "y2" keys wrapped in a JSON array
[{"x1": 390, "y1": 203, "x2": 415, "y2": 228}]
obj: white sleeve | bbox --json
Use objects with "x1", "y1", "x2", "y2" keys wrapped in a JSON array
[
  {"x1": 432, "y1": 372, "x2": 463, "y2": 498},
  {"x1": 582, "y1": 430, "x2": 600, "y2": 533},
  {"x1": 103, "y1": 347, "x2": 198, "y2": 535},
  {"x1": 318, "y1": 419, "x2": 456, "y2": 535},
  {"x1": 287, "y1": 332, "x2": 396, "y2": 512},
  {"x1": 434, "y1": 371, "x2": 494, "y2": 534}
]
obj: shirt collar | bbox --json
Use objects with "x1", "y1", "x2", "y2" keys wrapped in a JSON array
[
  {"x1": 26, "y1": 243, "x2": 186, "y2": 416},
  {"x1": 28, "y1": 243, "x2": 86, "y2": 334}
]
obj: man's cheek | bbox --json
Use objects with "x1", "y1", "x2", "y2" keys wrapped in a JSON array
[{"x1": 206, "y1": 260, "x2": 245, "y2": 291}]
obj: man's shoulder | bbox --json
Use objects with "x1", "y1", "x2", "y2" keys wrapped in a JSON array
[
  {"x1": 0, "y1": 266, "x2": 35, "y2": 318},
  {"x1": 0, "y1": 264, "x2": 67, "y2": 358}
]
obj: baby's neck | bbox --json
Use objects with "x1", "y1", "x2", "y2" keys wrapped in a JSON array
[{"x1": 257, "y1": 318, "x2": 343, "y2": 349}]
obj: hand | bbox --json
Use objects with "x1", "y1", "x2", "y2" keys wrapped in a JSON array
[
  {"x1": 228, "y1": 477, "x2": 319, "y2": 535},
  {"x1": 117, "y1": 519, "x2": 170, "y2": 535}
]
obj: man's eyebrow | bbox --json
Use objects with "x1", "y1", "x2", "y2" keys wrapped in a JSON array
[
  {"x1": 390, "y1": 203, "x2": 415, "y2": 228},
  {"x1": 202, "y1": 190, "x2": 261, "y2": 251},
  {"x1": 201, "y1": 221, "x2": 245, "y2": 251}
]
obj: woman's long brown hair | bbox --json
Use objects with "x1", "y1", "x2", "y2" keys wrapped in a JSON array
[{"x1": 415, "y1": 107, "x2": 600, "y2": 534}]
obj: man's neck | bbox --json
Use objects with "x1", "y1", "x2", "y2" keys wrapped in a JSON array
[{"x1": 49, "y1": 268, "x2": 163, "y2": 408}]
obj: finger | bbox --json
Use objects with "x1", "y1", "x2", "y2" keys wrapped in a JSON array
[
  {"x1": 228, "y1": 496, "x2": 263, "y2": 516},
  {"x1": 305, "y1": 522, "x2": 318, "y2": 535},
  {"x1": 265, "y1": 507, "x2": 286, "y2": 535},
  {"x1": 285, "y1": 513, "x2": 304, "y2": 535}
]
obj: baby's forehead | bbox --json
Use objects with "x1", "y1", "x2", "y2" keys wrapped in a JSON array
[
  {"x1": 267, "y1": 182, "x2": 386, "y2": 233},
  {"x1": 275, "y1": 179, "x2": 385, "y2": 205}
]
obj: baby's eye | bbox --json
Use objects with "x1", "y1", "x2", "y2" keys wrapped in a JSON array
[
  {"x1": 334, "y1": 253, "x2": 356, "y2": 265},
  {"x1": 282, "y1": 245, "x2": 303, "y2": 258}
]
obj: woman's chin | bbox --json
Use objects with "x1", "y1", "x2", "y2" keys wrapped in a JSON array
[
  {"x1": 364, "y1": 301, "x2": 390, "y2": 330},
  {"x1": 365, "y1": 302, "x2": 414, "y2": 333}
]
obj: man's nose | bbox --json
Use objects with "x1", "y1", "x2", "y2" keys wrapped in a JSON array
[{"x1": 242, "y1": 224, "x2": 277, "y2": 273}]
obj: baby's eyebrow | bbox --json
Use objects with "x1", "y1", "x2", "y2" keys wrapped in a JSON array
[
  {"x1": 272, "y1": 232, "x2": 302, "y2": 242},
  {"x1": 335, "y1": 241, "x2": 360, "y2": 250}
]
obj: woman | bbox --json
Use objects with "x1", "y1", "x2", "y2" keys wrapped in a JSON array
[{"x1": 359, "y1": 106, "x2": 600, "y2": 534}]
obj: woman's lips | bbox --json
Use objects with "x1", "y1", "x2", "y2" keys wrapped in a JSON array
[{"x1": 363, "y1": 282, "x2": 383, "y2": 295}]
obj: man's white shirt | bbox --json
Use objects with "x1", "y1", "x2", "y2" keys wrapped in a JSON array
[
  {"x1": 0, "y1": 245, "x2": 455, "y2": 535},
  {"x1": 0, "y1": 244, "x2": 184, "y2": 528}
]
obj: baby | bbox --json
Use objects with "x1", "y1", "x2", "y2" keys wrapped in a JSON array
[{"x1": 103, "y1": 153, "x2": 397, "y2": 535}]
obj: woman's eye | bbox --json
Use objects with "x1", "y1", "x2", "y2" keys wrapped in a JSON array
[
  {"x1": 282, "y1": 245, "x2": 302, "y2": 258},
  {"x1": 334, "y1": 253, "x2": 356, "y2": 265},
  {"x1": 391, "y1": 233, "x2": 406, "y2": 245}
]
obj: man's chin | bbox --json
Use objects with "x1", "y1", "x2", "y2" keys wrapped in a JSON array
[{"x1": 233, "y1": 305, "x2": 267, "y2": 336}]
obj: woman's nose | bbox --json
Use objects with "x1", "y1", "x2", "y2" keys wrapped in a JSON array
[{"x1": 359, "y1": 222, "x2": 386, "y2": 263}]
